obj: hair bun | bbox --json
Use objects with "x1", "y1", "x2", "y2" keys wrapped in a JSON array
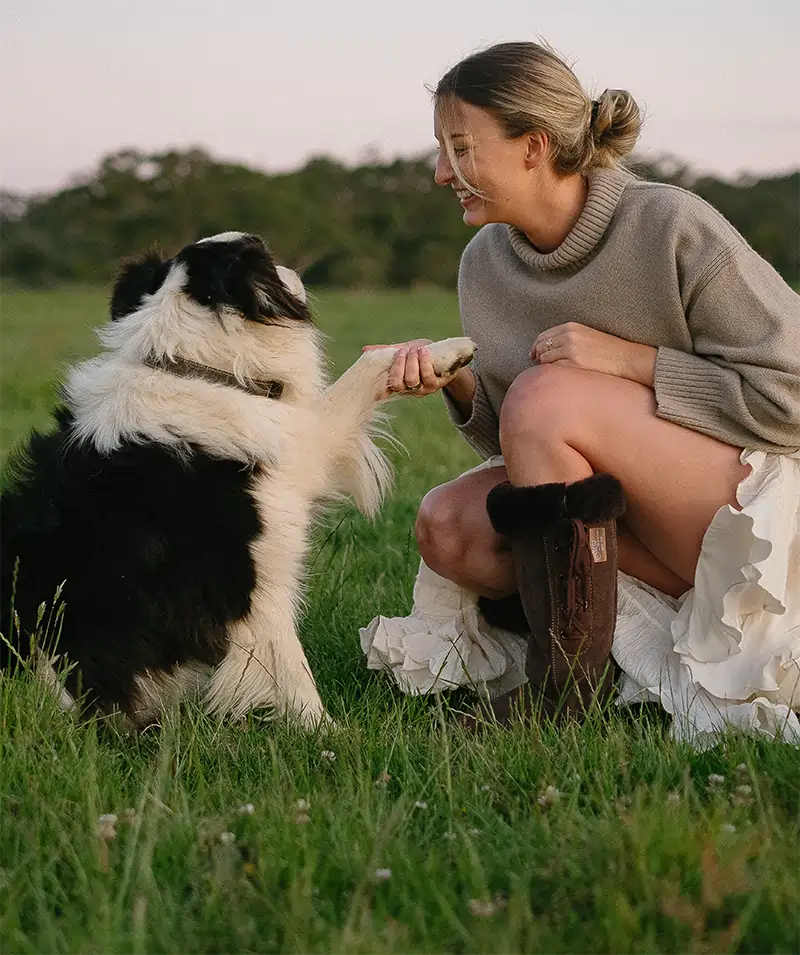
[{"x1": 589, "y1": 89, "x2": 642, "y2": 166}]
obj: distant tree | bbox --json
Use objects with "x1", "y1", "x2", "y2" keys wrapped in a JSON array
[{"x1": 1, "y1": 149, "x2": 797, "y2": 289}]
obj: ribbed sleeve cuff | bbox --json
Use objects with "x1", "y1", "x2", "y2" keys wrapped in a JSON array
[
  {"x1": 442, "y1": 373, "x2": 501, "y2": 460},
  {"x1": 654, "y1": 346, "x2": 731, "y2": 435}
]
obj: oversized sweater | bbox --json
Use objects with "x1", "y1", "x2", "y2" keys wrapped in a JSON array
[{"x1": 444, "y1": 166, "x2": 800, "y2": 459}]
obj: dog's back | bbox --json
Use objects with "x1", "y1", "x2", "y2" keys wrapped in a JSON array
[{"x1": 1, "y1": 405, "x2": 262, "y2": 714}]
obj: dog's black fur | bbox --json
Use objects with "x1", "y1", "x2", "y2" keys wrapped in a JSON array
[
  {"x1": 111, "y1": 235, "x2": 312, "y2": 325},
  {"x1": 1, "y1": 410, "x2": 261, "y2": 711}
]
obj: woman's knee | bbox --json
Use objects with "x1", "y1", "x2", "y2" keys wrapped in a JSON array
[
  {"x1": 499, "y1": 365, "x2": 582, "y2": 448},
  {"x1": 415, "y1": 484, "x2": 472, "y2": 576}
]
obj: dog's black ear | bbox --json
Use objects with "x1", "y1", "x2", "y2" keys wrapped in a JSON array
[{"x1": 110, "y1": 252, "x2": 170, "y2": 321}]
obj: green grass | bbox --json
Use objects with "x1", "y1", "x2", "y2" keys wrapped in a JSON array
[{"x1": 1, "y1": 288, "x2": 799, "y2": 954}]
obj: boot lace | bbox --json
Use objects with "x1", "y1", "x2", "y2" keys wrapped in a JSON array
[{"x1": 556, "y1": 519, "x2": 591, "y2": 634}]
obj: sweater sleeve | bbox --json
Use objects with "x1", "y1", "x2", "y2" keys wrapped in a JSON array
[
  {"x1": 442, "y1": 368, "x2": 502, "y2": 460},
  {"x1": 654, "y1": 244, "x2": 800, "y2": 452}
]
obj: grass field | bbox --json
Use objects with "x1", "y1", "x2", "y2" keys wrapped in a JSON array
[{"x1": 1, "y1": 287, "x2": 798, "y2": 955}]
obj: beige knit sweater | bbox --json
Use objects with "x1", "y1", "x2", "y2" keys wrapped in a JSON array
[{"x1": 444, "y1": 167, "x2": 800, "y2": 459}]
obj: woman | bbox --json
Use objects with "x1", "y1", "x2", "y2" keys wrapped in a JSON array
[{"x1": 364, "y1": 42, "x2": 800, "y2": 734}]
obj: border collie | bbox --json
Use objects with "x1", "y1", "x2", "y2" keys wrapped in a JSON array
[{"x1": 1, "y1": 232, "x2": 475, "y2": 728}]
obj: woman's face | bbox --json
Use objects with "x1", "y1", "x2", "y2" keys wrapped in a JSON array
[{"x1": 433, "y1": 99, "x2": 540, "y2": 229}]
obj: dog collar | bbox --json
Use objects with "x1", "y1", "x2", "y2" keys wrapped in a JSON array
[{"x1": 142, "y1": 354, "x2": 284, "y2": 400}]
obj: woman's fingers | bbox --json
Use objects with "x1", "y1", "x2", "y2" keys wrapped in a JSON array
[
  {"x1": 362, "y1": 340, "x2": 444, "y2": 397},
  {"x1": 536, "y1": 340, "x2": 564, "y2": 363},
  {"x1": 404, "y1": 347, "x2": 421, "y2": 389},
  {"x1": 418, "y1": 347, "x2": 441, "y2": 390},
  {"x1": 531, "y1": 333, "x2": 562, "y2": 363},
  {"x1": 386, "y1": 350, "x2": 408, "y2": 392}
]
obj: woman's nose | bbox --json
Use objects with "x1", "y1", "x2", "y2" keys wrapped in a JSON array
[{"x1": 434, "y1": 150, "x2": 454, "y2": 186}]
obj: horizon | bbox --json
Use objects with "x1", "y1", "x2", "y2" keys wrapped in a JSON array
[{"x1": 1, "y1": 0, "x2": 799, "y2": 195}]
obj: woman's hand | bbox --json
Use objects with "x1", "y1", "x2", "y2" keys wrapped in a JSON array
[
  {"x1": 531, "y1": 323, "x2": 657, "y2": 388},
  {"x1": 361, "y1": 339, "x2": 463, "y2": 398}
]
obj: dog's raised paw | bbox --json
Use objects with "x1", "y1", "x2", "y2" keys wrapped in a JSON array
[{"x1": 426, "y1": 337, "x2": 477, "y2": 378}]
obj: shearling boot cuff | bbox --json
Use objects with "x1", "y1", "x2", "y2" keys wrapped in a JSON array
[
  {"x1": 486, "y1": 474, "x2": 626, "y2": 536},
  {"x1": 563, "y1": 473, "x2": 626, "y2": 523},
  {"x1": 485, "y1": 480, "x2": 567, "y2": 535}
]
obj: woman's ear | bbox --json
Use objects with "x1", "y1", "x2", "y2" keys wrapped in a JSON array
[{"x1": 524, "y1": 131, "x2": 549, "y2": 170}]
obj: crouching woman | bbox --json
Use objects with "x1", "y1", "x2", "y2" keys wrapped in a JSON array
[{"x1": 366, "y1": 41, "x2": 800, "y2": 727}]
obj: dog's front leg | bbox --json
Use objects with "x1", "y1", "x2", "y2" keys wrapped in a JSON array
[
  {"x1": 204, "y1": 602, "x2": 327, "y2": 728},
  {"x1": 316, "y1": 347, "x2": 401, "y2": 517},
  {"x1": 316, "y1": 339, "x2": 476, "y2": 516}
]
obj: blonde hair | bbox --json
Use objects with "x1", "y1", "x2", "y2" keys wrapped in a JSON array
[{"x1": 434, "y1": 41, "x2": 642, "y2": 189}]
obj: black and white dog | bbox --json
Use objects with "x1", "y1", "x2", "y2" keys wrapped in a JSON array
[{"x1": 0, "y1": 232, "x2": 475, "y2": 728}]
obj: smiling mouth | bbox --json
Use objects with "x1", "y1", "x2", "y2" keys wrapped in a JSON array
[{"x1": 454, "y1": 188, "x2": 476, "y2": 204}]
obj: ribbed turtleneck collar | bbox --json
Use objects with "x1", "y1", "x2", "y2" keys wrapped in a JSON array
[{"x1": 507, "y1": 166, "x2": 631, "y2": 272}]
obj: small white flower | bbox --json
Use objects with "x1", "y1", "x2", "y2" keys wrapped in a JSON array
[
  {"x1": 238, "y1": 803, "x2": 255, "y2": 815},
  {"x1": 443, "y1": 831, "x2": 457, "y2": 841},
  {"x1": 468, "y1": 828, "x2": 482, "y2": 836},
  {"x1": 296, "y1": 798, "x2": 310, "y2": 811},
  {"x1": 468, "y1": 898, "x2": 496, "y2": 918},
  {"x1": 374, "y1": 868, "x2": 392, "y2": 882},
  {"x1": 480, "y1": 785, "x2": 490, "y2": 792},
  {"x1": 735, "y1": 762, "x2": 748, "y2": 775},
  {"x1": 219, "y1": 831, "x2": 236, "y2": 845},
  {"x1": 707, "y1": 773, "x2": 726, "y2": 787},
  {"x1": 96, "y1": 817, "x2": 117, "y2": 840},
  {"x1": 722, "y1": 823, "x2": 737, "y2": 833},
  {"x1": 320, "y1": 750, "x2": 336, "y2": 761},
  {"x1": 98, "y1": 813, "x2": 118, "y2": 825},
  {"x1": 537, "y1": 785, "x2": 562, "y2": 807},
  {"x1": 731, "y1": 787, "x2": 754, "y2": 807},
  {"x1": 414, "y1": 800, "x2": 428, "y2": 810}
]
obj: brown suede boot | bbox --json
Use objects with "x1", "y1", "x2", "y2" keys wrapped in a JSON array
[{"x1": 466, "y1": 474, "x2": 626, "y2": 727}]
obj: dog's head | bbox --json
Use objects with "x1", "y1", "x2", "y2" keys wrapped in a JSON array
[{"x1": 110, "y1": 232, "x2": 310, "y2": 326}]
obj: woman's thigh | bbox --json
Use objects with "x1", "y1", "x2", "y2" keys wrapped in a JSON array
[{"x1": 500, "y1": 365, "x2": 749, "y2": 583}]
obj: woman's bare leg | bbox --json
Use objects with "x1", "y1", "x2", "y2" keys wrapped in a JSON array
[
  {"x1": 616, "y1": 524, "x2": 691, "y2": 599},
  {"x1": 416, "y1": 465, "x2": 695, "y2": 600},
  {"x1": 499, "y1": 365, "x2": 749, "y2": 585},
  {"x1": 416, "y1": 466, "x2": 513, "y2": 597}
]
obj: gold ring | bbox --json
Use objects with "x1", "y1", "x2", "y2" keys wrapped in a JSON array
[
  {"x1": 544, "y1": 338, "x2": 554, "y2": 350},
  {"x1": 408, "y1": 381, "x2": 423, "y2": 392}
]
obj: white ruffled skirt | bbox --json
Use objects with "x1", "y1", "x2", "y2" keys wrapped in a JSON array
[{"x1": 360, "y1": 450, "x2": 800, "y2": 748}]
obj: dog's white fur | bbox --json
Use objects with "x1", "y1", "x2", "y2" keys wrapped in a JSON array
[{"x1": 62, "y1": 248, "x2": 475, "y2": 727}]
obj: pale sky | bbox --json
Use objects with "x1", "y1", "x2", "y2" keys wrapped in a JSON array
[{"x1": 1, "y1": 0, "x2": 798, "y2": 194}]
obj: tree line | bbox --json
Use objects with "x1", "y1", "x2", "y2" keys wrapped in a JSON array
[{"x1": 1, "y1": 148, "x2": 797, "y2": 288}]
